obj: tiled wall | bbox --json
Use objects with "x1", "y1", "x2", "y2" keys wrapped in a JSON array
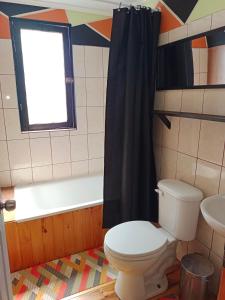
[
  {"x1": 193, "y1": 48, "x2": 208, "y2": 85},
  {"x1": 154, "y1": 9, "x2": 225, "y2": 294},
  {"x1": 0, "y1": 40, "x2": 108, "y2": 186}
]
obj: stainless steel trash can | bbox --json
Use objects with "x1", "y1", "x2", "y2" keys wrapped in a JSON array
[{"x1": 180, "y1": 253, "x2": 214, "y2": 300}]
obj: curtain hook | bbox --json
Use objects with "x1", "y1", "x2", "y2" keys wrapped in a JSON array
[{"x1": 118, "y1": 2, "x2": 122, "y2": 11}]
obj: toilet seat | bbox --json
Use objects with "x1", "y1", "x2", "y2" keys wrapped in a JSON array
[{"x1": 104, "y1": 221, "x2": 168, "y2": 261}]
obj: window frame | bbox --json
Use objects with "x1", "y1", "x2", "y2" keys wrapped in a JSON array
[{"x1": 10, "y1": 17, "x2": 76, "y2": 132}]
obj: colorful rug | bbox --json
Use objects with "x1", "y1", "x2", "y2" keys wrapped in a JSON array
[{"x1": 11, "y1": 247, "x2": 117, "y2": 300}]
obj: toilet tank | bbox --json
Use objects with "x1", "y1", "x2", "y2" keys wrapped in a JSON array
[{"x1": 157, "y1": 179, "x2": 203, "y2": 241}]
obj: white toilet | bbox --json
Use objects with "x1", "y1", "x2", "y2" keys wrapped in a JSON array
[{"x1": 104, "y1": 179, "x2": 203, "y2": 300}]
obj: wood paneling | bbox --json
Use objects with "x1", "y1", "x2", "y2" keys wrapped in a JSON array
[
  {"x1": 5, "y1": 205, "x2": 105, "y2": 272},
  {"x1": 5, "y1": 222, "x2": 22, "y2": 271}
]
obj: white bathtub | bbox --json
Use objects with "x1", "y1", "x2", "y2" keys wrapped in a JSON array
[{"x1": 15, "y1": 175, "x2": 103, "y2": 222}]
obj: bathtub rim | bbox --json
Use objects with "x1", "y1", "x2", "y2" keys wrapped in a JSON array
[
  {"x1": 15, "y1": 198, "x2": 103, "y2": 223},
  {"x1": 14, "y1": 173, "x2": 104, "y2": 223}
]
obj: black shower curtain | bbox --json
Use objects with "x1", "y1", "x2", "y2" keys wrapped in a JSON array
[{"x1": 103, "y1": 7, "x2": 161, "y2": 228}]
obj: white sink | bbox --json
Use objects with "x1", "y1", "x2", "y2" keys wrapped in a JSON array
[{"x1": 200, "y1": 195, "x2": 225, "y2": 237}]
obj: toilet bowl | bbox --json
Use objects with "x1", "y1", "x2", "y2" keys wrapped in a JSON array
[
  {"x1": 104, "y1": 221, "x2": 176, "y2": 300},
  {"x1": 104, "y1": 179, "x2": 203, "y2": 300}
]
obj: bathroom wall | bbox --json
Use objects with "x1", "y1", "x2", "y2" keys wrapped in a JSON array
[
  {"x1": 154, "y1": 1, "x2": 225, "y2": 294},
  {"x1": 0, "y1": 2, "x2": 110, "y2": 186}
]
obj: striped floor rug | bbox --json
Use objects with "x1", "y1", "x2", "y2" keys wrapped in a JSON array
[{"x1": 11, "y1": 247, "x2": 117, "y2": 300}]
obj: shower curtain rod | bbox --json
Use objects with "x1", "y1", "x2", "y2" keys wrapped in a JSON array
[{"x1": 117, "y1": 2, "x2": 160, "y2": 12}]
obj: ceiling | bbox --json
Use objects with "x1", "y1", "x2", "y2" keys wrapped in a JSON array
[{"x1": 0, "y1": 0, "x2": 154, "y2": 16}]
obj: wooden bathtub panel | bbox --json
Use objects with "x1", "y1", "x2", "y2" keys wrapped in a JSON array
[
  {"x1": 42, "y1": 217, "x2": 55, "y2": 263},
  {"x1": 6, "y1": 205, "x2": 105, "y2": 272},
  {"x1": 73, "y1": 208, "x2": 89, "y2": 252},
  {"x1": 63, "y1": 212, "x2": 75, "y2": 256},
  {"x1": 52, "y1": 214, "x2": 65, "y2": 258},
  {"x1": 17, "y1": 222, "x2": 34, "y2": 269},
  {"x1": 30, "y1": 219, "x2": 45, "y2": 265},
  {"x1": 5, "y1": 222, "x2": 22, "y2": 271}
]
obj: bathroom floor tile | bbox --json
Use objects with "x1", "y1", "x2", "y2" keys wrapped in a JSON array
[
  {"x1": 64, "y1": 262, "x2": 217, "y2": 300},
  {"x1": 11, "y1": 247, "x2": 117, "y2": 300}
]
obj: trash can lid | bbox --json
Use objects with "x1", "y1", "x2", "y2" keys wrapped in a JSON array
[{"x1": 181, "y1": 253, "x2": 214, "y2": 278}]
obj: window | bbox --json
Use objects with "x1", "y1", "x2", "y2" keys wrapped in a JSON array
[{"x1": 10, "y1": 18, "x2": 76, "y2": 131}]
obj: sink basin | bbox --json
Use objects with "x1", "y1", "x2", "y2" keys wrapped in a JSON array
[{"x1": 200, "y1": 195, "x2": 225, "y2": 237}]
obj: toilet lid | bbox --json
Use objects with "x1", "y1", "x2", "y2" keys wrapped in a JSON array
[{"x1": 104, "y1": 221, "x2": 168, "y2": 258}]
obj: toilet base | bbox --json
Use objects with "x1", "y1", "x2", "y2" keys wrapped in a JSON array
[
  {"x1": 115, "y1": 271, "x2": 168, "y2": 300},
  {"x1": 115, "y1": 271, "x2": 146, "y2": 300},
  {"x1": 145, "y1": 274, "x2": 168, "y2": 299}
]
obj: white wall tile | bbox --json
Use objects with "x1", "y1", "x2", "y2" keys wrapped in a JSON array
[
  {"x1": 199, "y1": 49, "x2": 208, "y2": 73},
  {"x1": 192, "y1": 48, "x2": 200, "y2": 74},
  {"x1": 30, "y1": 138, "x2": 52, "y2": 167},
  {"x1": 72, "y1": 160, "x2": 88, "y2": 177},
  {"x1": 4, "y1": 109, "x2": 28, "y2": 140},
  {"x1": 178, "y1": 119, "x2": 201, "y2": 157},
  {"x1": 198, "y1": 121, "x2": 225, "y2": 165},
  {"x1": 85, "y1": 46, "x2": 103, "y2": 77},
  {"x1": 70, "y1": 135, "x2": 88, "y2": 161},
  {"x1": 11, "y1": 168, "x2": 33, "y2": 186},
  {"x1": 8, "y1": 139, "x2": 31, "y2": 170},
  {"x1": 87, "y1": 107, "x2": 104, "y2": 133},
  {"x1": 53, "y1": 163, "x2": 71, "y2": 179},
  {"x1": 188, "y1": 240, "x2": 210, "y2": 257},
  {"x1": 176, "y1": 241, "x2": 188, "y2": 261},
  {"x1": 211, "y1": 9, "x2": 225, "y2": 29},
  {"x1": 0, "y1": 46, "x2": 108, "y2": 185},
  {"x1": 70, "y1": 107, "x2": 87, "y2": 135},
  {"x1": 160, "y1": 147, "x2": 177, "y2": 179},
  {"x1": 50, "y1": 130, "x2": 69, "y2": 137},
  {"x1": 162, "y1": 117, "x2": 179, "y2": 150},
  {"x1": 86, "y1": 78, "x2": 104, "y2": 106},
  {"x1": 73, "y1": 45, "x2": 85, "y2": 77},
  {"x1": 32, "y1": 165, "x2": 52, "y2": 183},
  {"x1": 154, "y1": 91, "x2": 165, "y2": 110},
  {"x1": 176, "y1": 153, "x2": 197, "y2": 185},
  {"x1": 203, "y1": 89, "x2": 225, "y2": 115},
  {"x1": 0, "y1": 141, "x2": 10, "y2": 171},
  {"x1": 181, "y1": 89, "x2": 203, "y2": 113},
  {"x1": 29, "y1": 131, "x2": 50, "y2": 138},
  {"x1": 0, "y1": 40, "x2": 15, "y2": 75},
  {"x1": 0, "y1": 171, "x2": 11, "y2": 187},
  {"x1": 168, "y1": 25, "x2": 188, "y2": 43},
  {"x1": 0, "y1": 109, "x2": 6, "y2": 140},
  {"x1": 199, "y1": 73, "x2": 207, "y2": 85},
  {"x1": 164, "y1": 90, "x2": 182, "y2": 111},
  {"x1": 196, "y1": 215, "x2": 214, "y2": 249},
  {"x1": 212, "y1": 232, "x2": 225, "y2": 259},
  {"x1": 88, "y1": 133, "x2": 104, "y2": 159},
  {"x1": 51, "y1": 136, "x2": 70, "y2": 164},
  {"x1": 89, "y1": 158, "x2": 104, "y2": 174},
  {"x1": 188, "y1": 16, "x2": 212, "y2": 36},
  {"x1": 158, "y1": 32, "x2": 169, "y2": 46},
  {"x1": 0, "y1": 75, "x2": 17, "y2": 108},
  {"x1": 195, "y1": 160, "x2": 221, "y2": 197},
  {"x1": 74, "y1": 77, "x2": 86, "y2": 106}
]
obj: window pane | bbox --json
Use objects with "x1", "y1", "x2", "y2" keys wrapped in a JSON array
[{"x1": 20, "y1": 29, "x2": 68, "y2": 125}]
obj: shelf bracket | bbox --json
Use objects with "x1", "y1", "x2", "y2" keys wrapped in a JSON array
[{"x1": 157, "y1": 114, "x2": 171, "y2": 129}]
